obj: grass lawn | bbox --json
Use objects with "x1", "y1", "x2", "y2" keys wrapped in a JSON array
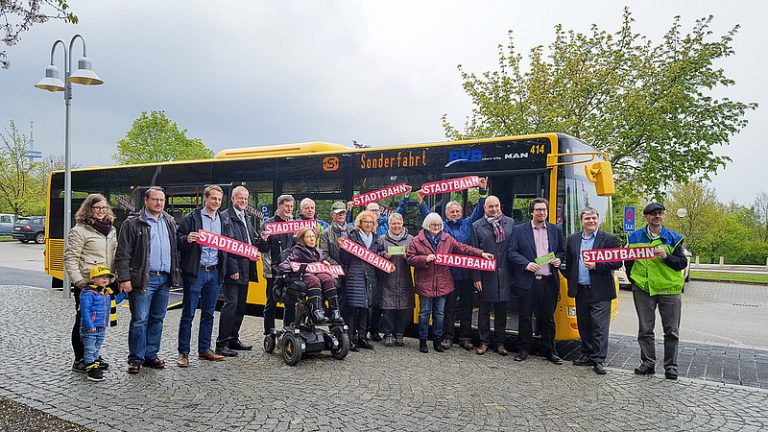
[{"x1": 690, "y1": 270, "x2": 768, "y2": 284}]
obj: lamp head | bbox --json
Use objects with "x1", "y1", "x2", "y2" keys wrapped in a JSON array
[
  {"x1": 68, "y1": 57, "x2": 103, "y2": 85},
  {"x1": 34, "y1": 65, "x2": 65, "y2": 92}
]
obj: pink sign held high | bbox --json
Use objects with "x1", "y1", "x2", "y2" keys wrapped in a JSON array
[
  {"x1": 262, "y1": 219, "x2": 317, "y2": 236},
  {"x1": 420, "y1": 176, "x2": 480, "y2": 196},
  {"x1": 352, "y1": 183, "x2": 410, "y2": 207}
]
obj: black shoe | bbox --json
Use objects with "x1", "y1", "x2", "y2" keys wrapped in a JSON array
[
  {"x1": 546, "y1": 353, "x2": 563, "y2": 365},
  {"x1": 358, "y1": 338, "x2": 374, "y2": 350},
  {"x1": 395, "y1": 334, "x2": 405, "y2": 346},
  {"x1": 433, "y1": 340, "x2": 445, "y2": 352},
  {"x1": 593, "y1": 362, "x2": 607, "y2": 375},
  {"x1": 369, "y1": 332, "x2": 382, "y2": 342},
  {"x1": 634, "y1": 364, "x2": 655, "y2": 375},
  {"x1": 573, "y1": 355, "x2": 595, "y2": 366},
  {"x1": 665, "y1": 369, "x2": 678, "y2": 380},
  {"x1": 350, "y1": 341, "x2": 359, "y2": 352},
  {"x1": 229, "y1": 340, "x2": 253, "y2": 351},
  {"x1": 514, "y1": 350, "x2": 529, "y2": 362},
  {"x1": 419, "y1": 340, "x2": 428, "y2": 353},
  {"x1": 87, "y1": 366, "x2": 104, "y2": 382},
  {"x1": 384, "y1": 334, "x2": 394, "y2": 347},
  {"x1": 312, "y1": 309, "x2": 329, "y2": 324},
  {"x1": 330, "y1": 310, "x2": 344, "y2": 324},
  {"x1": 97, "y1": 356, "x2": 109, "y2": 370},
  {"x1": 72, "y1": 360, "x2": 86, "y2": 373},
  {"x1": 216, "y1": 346, "x2": 238, "y2": 357}
]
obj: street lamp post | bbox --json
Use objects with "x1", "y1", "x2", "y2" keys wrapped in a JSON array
[{"x1": 35, "y1": 34, "x2": 103, "y2": 298}]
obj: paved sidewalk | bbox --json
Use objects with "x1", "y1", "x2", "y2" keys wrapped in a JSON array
[{"x1": 1, "y1": 285, "x2": 766, "y2": 431}]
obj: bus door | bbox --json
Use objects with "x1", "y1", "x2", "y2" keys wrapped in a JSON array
[{"x1": 440, "y1": 172, "x2": 547, "y2": 335}]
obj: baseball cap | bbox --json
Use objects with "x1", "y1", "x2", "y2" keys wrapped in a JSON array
[
  {"x1": 643, "y1": 202, "x2": 666, "y2": 214},
  {"x1": 89, "y1": 265, "x2": 115, "y2": 279},
  {"x1": 331, "y1": 201, "x2": 347, "y2": 213}
]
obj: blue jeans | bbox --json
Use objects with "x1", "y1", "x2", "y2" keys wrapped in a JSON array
[
  {"x1": 80, "y1": 327, "x2": 106, "y2": 366},
  {"x1": 128, "y1": 273, "x2": 170, "y2": 364},
  {"x1": 418, "y1": 295, "x2": 446, "y2": 341},
  {"x1": 178, "y1": 268, "x2": 221, "y2": 354}
]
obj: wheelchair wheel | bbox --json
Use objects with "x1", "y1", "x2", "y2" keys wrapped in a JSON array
[
  {"x1": 281, "y1": 333, "x2": 303, "y2": 366},
  {"x1": 263, "y1": 334, "x2": 276, "y2": 354},
  {"x1": 330, "y1": 327, "x2": 350, "y2": 360}
]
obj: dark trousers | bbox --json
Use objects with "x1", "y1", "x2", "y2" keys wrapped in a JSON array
[
  {"x1": 518, "y1": 275, "x2": 558, "y2": 355},
  {"x1": 217, "y1": 282, "x2": 249, "y2": 348},
  {"x1": 71, "y1": 285, "x2": 84, "y2": 361},
  {"x1": 478, "y1": 300, "x2": 508, "y2": 346},
  {"x1": 442, "y1": 279, "x2": 474, "y2": 341},
  {"x1": 632, "y1": 285, "x2": 681, "y2": 370},
  {"x1": 575, "y1": 296, "x2": 611, "y2": 362},
  {"x1": 381, "y1": 308, "x2": 411, "y2": 335},
  {"x1": 264, "y1": 278, "x2": 296, "y2": 334},
  {"x1": 369, "y1": 305, "x2": 382, "y2": 335},
  {"x1": 344, "y1": 305, "x2": 369, "y2": 341}
]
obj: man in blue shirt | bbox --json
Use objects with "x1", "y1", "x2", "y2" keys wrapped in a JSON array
[
  {"x1": 562, "y1": 208, "x2": 621, "y2": 375},
  {"x1": 176, "y1": 185, "x2": 230, "y2": 366},
  {"x1": 116, "y1": 186, "x2": 182, "y2": 375}
]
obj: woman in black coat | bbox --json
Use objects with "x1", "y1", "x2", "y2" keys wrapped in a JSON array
[
  {"x1": 339, "y1": 210, "x2": 381, "y2": 351},
  {"x1": 375, "y1": 213, "x2": 414, "y2": 347}
]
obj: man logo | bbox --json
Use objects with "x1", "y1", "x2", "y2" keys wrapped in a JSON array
[{"x1": 323, "y1": 156, "x2": 340, "y2": 171}]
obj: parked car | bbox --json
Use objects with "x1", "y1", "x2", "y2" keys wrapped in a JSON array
[
  {"x1": 12, "y1": 216, "x2": 46, "y2": 244},
  {"x1": 0, "y1": 214, "x2": 16, "y2": 236}
]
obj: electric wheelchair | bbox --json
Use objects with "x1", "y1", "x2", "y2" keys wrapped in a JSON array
[{"x1": 263, "y1": 263, "x2": 351, "y2": 365}]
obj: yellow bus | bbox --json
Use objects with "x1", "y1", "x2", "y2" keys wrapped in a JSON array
[{"x1": 45, "y1": 133, "x2": 614, "y2": 340}]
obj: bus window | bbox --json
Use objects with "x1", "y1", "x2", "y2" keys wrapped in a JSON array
[
  {"x1": 354, "y1": 174, "x2": 432, "y2": 234},
  {"x1": 282, "y1": 179, "x2": 345, "y2": 223},
  {"x1": 235, "y1": 180, "x2": 273, "y2": 222},
  {"x1": 486, "y1": 174, "x2": 543, "y2": 225}
]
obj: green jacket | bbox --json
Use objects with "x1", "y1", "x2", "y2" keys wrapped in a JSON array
[{"x1": 626, "y1": 225, "x2": 687, "y2": 296}]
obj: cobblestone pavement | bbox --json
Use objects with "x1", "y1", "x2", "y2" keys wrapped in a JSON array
[{"x1": 1, "y1": 286, "x2": 767, "y2": 432}]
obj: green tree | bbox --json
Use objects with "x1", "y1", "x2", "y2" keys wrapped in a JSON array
[
  {"x1": 664, "y1": 180, "x2": 720, "y2": 259},
  {"x1": 442, "y1": 8, "x2": 757, "y2": 196},
  {"x1": 113, "y1": 110, "x2": 213, "y2": 164},
  {"x1": 1, "y1": 0, "x2": 78, "y2": 69},
  {"x1": 0, "y1": 121, "x2": 43, "y2": 215}
]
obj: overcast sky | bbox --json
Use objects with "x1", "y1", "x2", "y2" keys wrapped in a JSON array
[{"x1": 1, "y1": 0, "x2": 765, "y2": 204}]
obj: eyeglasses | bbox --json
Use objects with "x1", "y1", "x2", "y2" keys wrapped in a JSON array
[
  {"x1": 532, "y1": 208, "x2": 547, "y2": 213},
  {"x1": 92, "y1": 206, "x2": 108, "y2": 211},
  {"x1": 429, "y1": 223, "x2": 443, "y2": 227}
]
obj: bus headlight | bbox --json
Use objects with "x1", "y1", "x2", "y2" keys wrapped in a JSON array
[{"x1": 567, "y1": 306, "x2": 577, "y2": 318}]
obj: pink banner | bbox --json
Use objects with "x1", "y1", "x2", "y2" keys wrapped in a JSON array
[
  {"x1": 262, "y1": 219, "x2": 317, "y2": 236},
  {"x1": 338, "y1": 237, "x2": 395, "y2": 273},
  {"x1": 420, "y1": 176, "x2": 480, "y2": 196},
  {"x1": 289, "y1": 261, "x2": 345, "y2": 276},
  {"x1": 352, "y1": 183, "x2": 410, "y2": 207},
  {"x1": 581, "y1": 246, "x2": 657, "y2": 263},
  {"x1": 196, "y1": 230, "x2": 260, "y2": 260},
  {"x1": 435, "y1": 253, "x2": 496, "y2": 272}
]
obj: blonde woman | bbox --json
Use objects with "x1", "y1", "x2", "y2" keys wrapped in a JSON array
[
  {"x1": 339, "y1": 210, "x2": 382, "y2": 351},
  {"x1": 63, "y1": 194, "x2": 118, "y2": 373}
]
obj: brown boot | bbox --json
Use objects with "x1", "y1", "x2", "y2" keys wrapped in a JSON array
[
  {"x1": 476, "y1": 344, "x2": 487, "y2": 355},
  {"x1": 459, "y1": 339, "x2": 474, "y2": 351},
  {"x1": 440, "y1": 339, "x2": 453, "y2": 350},
  {"x1": 495, "y1": 345, "x2": 509, "y2": 356}
]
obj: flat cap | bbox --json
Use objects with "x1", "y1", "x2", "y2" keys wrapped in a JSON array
[{"x1": 643, "y1": 202, "x2": 666, "y2": 214}]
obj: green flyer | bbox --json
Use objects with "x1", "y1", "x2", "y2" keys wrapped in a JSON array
[
  {"x1": 387, "y1": 246, "x2": 406, "y2": 256},
  {"x1": 534, "y1": 251, "x2": 556, "y2": 266}
]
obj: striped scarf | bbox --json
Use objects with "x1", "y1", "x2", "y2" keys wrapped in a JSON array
[
  {"x1": 106, "y1": 287, "x2": 118, "y2": 327},
  {"x1": 485, "y1": 213, "x2": 505, "y2": 243}
]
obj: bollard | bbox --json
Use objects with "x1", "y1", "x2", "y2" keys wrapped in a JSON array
[
  {"x1": 719, "y1": 256, "x2": 724, "y2": 267},
  {"x1": 695, "y1": 256, "x2": 700, "y2": 266}
]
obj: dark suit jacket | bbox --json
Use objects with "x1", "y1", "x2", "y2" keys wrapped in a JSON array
[
  {"x1": 223, "y1": 206, "x2": 264, "y2": 286},
  {"x1": 507, "y1": 222, "x2": 565, "y2": 290},
  {"x1": 562, "y1": 229, "x2": 621, "y2": 302},
  {"x1": 470, "y1": 216, "x2": 514, "y2": 302}
]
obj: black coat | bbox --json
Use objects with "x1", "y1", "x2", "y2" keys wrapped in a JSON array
[
  {"x1": 177, "y1": 208, "x2": 229, "y2": 283},
  {"x1": 223, "y1": 206, "x2": 264, "y2": 286},
  {"x1": 376, "y1": 232, "x2": 415, "y2": 310},
  {"x1": 339, "y1": 229, "x2": 382, "y2": 309},
  {"x1": 470, "y1": 216, "x2": 514, "y2": 302},
  {"x1": 562, "y1": 229, "x2": 621, "y2": 302},
  {"x1": 507, "y1": 222, "x2": 565, "y2": 290}
]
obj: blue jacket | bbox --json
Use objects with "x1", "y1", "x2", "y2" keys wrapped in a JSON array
[
  {"x1": 80, "y1": 286, "x2": 127, "y2": 331},
  {"x1": 444, "y1": 195, "x2": 486, "y2": 280}
]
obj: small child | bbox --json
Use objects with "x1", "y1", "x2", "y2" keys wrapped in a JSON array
[{"x1": 79, "y1": 265, "x2": 126, "y2": 382}]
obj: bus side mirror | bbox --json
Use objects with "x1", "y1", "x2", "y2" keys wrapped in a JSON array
[{"x1": 585, "y1": 161, "x2": 615, "y2": 196}]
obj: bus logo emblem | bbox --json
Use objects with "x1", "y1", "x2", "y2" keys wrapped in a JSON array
[{"x1": 323, "y1": 156, "x2": 339, "y2": 171}]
